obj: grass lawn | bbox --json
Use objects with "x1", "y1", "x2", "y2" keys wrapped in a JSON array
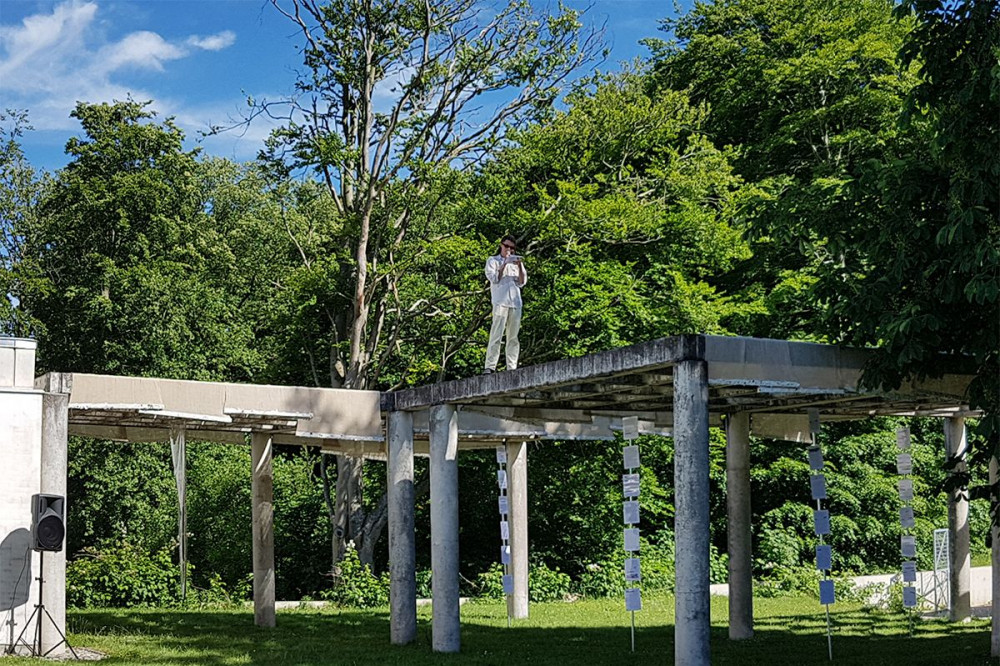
[{"x1": 2, "y1": 595, "x2": 993, "y2": 665}]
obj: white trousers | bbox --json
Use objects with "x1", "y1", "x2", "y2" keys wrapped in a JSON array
[{"x1": 485, "y1": 305, "x2": 522, "y2": 370}]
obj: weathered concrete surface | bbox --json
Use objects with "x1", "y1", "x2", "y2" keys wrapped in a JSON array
[
  {"x1": 673, "y1": 359, "x2": 711, "y2": 666},
  {"x1": 251, "y1": 432, "x2": 276, "y2": 628},
  {"x1": 506, "y1": 440, "x2": 529, "y2": 619},
  {"x1": 384, "y1": 336, "x2": 703, "y2": 411},
  {"x1": 429, "y1": 405, "x2": 460, "y2": 653},
  {"x1": 945, "y1": 417, "x2": 971, "y2": 622},
  {"x1": 39, "y1": 373, "x2": 71, "y2": 655},
  {"x1": 725, "y1": 412, "x2": 752, "y2": 640},
  {"x1": 387, "y1": 411, "x2": 416, "y2": 645}
]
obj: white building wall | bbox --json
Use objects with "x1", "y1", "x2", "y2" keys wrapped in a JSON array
[{"x1": 0, "y1": 338, "x2": 42, "y2": 653}]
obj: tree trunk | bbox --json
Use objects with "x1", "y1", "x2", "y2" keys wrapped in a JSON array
[{"x1": 331, "y1": 454, "x2": 364, "y2": 562}]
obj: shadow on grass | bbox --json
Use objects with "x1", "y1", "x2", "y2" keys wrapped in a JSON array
[{"x1": 58, "y1": 604, "x2": 995, "y2": 666}]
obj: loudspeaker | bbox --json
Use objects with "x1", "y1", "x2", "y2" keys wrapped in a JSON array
[{"x1": 31, "y1": 493, "x2": 65, "y2": 552}]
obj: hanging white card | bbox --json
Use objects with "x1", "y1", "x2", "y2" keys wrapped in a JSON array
[
  {"x1": 624, "y1": 557, "x2": 641, "y2": 582},
  {"x1": 901, "y1": 535, "x2": 917, "y2": 558},
  {"x1": 622, "y1": 416, "x2": 639, "y2": 441},
  {"x1": 808, "y1": 408, "x2": 821, "y2": 435},
  {"x1": 902, "y1": 585, "x2": 917, "y2": 608},
  {"x1": 497, "y1": 469, "x2": 507, "y2": 490},
  {"x1": 819, "y1": 579, "x2": 835, "y2": 605},
  {"x1": 902, "y1": 560, "x2": 917, "y2": 583},
  {"x1": 896, "y1": 427, "x2": 911, "y2": 450},
  {"x1": 502, "y1": 574, "x2": 514, "y2": 595},
  {"x1": 501, "y1": 545, "x2": 511, "y2": 565},
  {"x1": 807, "y1": 446, "x2": 824, "y2": 471},
  {"x1": 624, "y1": 528, "x2": 640, "y2": 552},
  {"x1": 622, "y1": 473, "x2": 641, "y2": 498},
  {"x1": 500, "y1": 520, "x2": 509, "y2": 540},
  {"x1": 813, "y1": 509, "x2": 831, "y2": 536},
  {"x1": 899, "y1": 506, "x2": 915, "y2": 529},
  {"x1": 810, "y1": 474, "x2": 827, "y2": 500},
  {"x1": 896, "y1": 453, "x2": 913, "y2": 475},
  {"x1": 498, "y1": 495, "x2": 509, "y2": 516},
  {"x1": 623, "y1": 500, "x2": 640, "y2": 525},
  {"x1": 496, "y1": 446, "x2": 507, "y2": 464},
  {"x1": 625, "y1": 587, "x2": 642, "y2": 611},
  {"x1": 898, "y1": 479, "x2": 914, "y2": 502},
  {"x1": 816, "y1": 544, "x2": 832, "y2": 571},
  {"x1": 623, "y1": 445, "x2": 640, "y2": 469}
]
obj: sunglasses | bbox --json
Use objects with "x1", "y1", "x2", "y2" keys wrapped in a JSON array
[{"x1": 502, "y1": 243, "x2": 516, "y2": 250}]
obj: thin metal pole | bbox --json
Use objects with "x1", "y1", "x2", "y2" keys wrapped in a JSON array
[{"x1": 630, "y1": 610, "x2": 635, "y2": 652}]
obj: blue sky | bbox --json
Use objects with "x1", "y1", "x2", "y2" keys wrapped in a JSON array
[{"x1": 1, "y1": 0, "x2": 685, "y2": 173}]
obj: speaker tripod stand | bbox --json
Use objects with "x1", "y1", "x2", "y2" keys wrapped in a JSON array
[{"x1": 4, "y1": 551, "x2": 79, "y2": 660}]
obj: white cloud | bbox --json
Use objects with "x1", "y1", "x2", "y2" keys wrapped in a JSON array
[
  {"x1": 0, "y1": 1, "x2": 236, "y2": 133},
  {"x1": 187, "y1": 31, "x2": 236, "y2": 52}
]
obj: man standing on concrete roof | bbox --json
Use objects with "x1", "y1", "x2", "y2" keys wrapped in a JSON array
[{"x1": 484, "y1": 235, "x2": 527, "y2": 374}]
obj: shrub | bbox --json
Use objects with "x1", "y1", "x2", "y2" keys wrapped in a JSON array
[
  {"x1": 319, "y1": 545, "x2": 390, "y2": 608},
  {"x1": 67, "y1": 543, "x2": 180, "y2": 608},
  {"x1": 528, "y1": 563, "x2": 571, "y2": 602}
]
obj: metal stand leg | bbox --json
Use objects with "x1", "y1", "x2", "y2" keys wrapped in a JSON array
[{"x1": 3, "y1": 551, "x2": 79, "y2": 660}]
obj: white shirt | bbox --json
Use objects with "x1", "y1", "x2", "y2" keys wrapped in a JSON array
[{"x1": 485, "y1": 254, "x2": 527, "y2": 308}]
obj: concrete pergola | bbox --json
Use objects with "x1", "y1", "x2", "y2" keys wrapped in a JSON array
[{"x1": 1, "y1": 333, "x2": 992, "y2": 664}]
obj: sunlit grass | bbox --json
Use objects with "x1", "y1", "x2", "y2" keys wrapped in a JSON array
[{"x1": 2, "y1": 594, "x2": 993, "y2": 665}]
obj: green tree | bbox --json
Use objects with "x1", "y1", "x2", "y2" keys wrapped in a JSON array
[{"x1": 242, "y1": 0, "x2": 602, "y2": 565}]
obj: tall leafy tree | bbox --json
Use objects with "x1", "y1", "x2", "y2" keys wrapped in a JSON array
[{"x1": 242, "y1": 0, "x2": 602, "y2": 563}]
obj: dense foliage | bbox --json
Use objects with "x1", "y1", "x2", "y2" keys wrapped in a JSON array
[{"x1": 0, "y1": 0, "x2": 994, "y2": 616}]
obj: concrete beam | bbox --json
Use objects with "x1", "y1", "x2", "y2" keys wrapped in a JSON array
[
  {"x1": 725, "y1": 412, "x2": 752, "y2": 640},
  {"x1": 387, "y1": 411, "x2": 416, "y2": 645},
  {"x1": 506, "y1": 440, "x2": 529, "y2": 619},
  {"x1": 673, "y1": 359, "x2": 711, "y2": 666},
  {"x1": 429, "y1": 404, "x2": 460, "y2": 653},
  {"x1": 945, "y1": 417, "x2": 970, "y2": 622},
  {"x1": 39, "y1": 375, "x2": 70, "y2": 656},
  {"x1": 385, "y1": 335, "x2": 704, "y2": 411},
  {"x1": 990, "y1": 455, "x2": 999, "y2": 657},
  {"x1": 251, "y1": 432, "x2": 276, "y2": 628}
]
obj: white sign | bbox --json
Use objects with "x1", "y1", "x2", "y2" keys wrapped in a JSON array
[
  {"x1": 501, "y1": 545, "x2": 511, "y2": 565},
  {"x1": 500, "y1": 520, "x2": 509, "y2": 540},
  {"x1": 502, "y1": 574, "x2": 514, "y2": 595},
  {"x1": 901, "y1": 535, "x2": 917, "y2": 558},
  {"x1": 625, "y1": 587, "x2": 642, "y2": 611},
  {"x1": 624, "y1": 557, "x2": 641, "y2": 582},
  {"x1": 622, "y1": 473, "x2": 641, "y2": 498},
  {"x1": 496, "y1": 446, "x2": 507, "y2": 464},
  {"x1": 808, "y1": 408, "x2": 821, "y2": 435},
  {"x1": 902, "y1": 561, "x2": 917, "y2": 583},
  {"x1": 622, "y1": 416, "x2": 639, "y2": 441},
  {"x1": 813, "y1": 509, "x2": 831, "y2": 536},
  {"x1": 902, "y1": 585, "x2": 917, "y2": 608},
  {"x1": 899, "y1": 506, "x2": 915, "y2": 529},
  {"x1": 896, "y1": 427, "x2": 911, "y2": 450},
  {"x1": 819, "y1": 579, "x2": 835, "y2": 605},
  {"x1": 898, "y1": 479, "x2": 914, "y2": 502},
  {"x1": 896, "y1": 453, "x2": 913, "y2": 476},
  {"x1": 498, "y1": 496, "x2": 509, "y2": 516},
  {"x1": 810, "y1": 474, "x2": 827, "y2": 500},
  {"x1": 808, "y1": 446, "x2": 824, "y2": 471},
  {"x1": 623, "y1": 500, "x2": 640, "y2": 525},
  {"x1": 497, "y1": 469, "x2": 507, "y2": 490},
  {"x1": 623, "y1": 445, "x2": 640, "y2": 470},
  {"x1": 624, "y1": 528, "x2": 640, "y2": 552},
  {"x1": 816, "y1": 544, "x2": 832, "y2": 571}
]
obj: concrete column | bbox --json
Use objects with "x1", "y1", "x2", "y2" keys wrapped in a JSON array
[
  {"x1": 725, "y1": 411, "x2": 752, "y2": 640},
  {"x1": 387, "y1": 411, "x2": 416, "y2": 645},
  {"x1": 990, "y1": 455, "x2": 999, "y2": 657},
  {"x1": 506, "y1": 439, "x2": 529, "y2": 619},
  {"x1": 429, "y1": 404, "x2": 460, "y2": 653},
  {"x1": 39, "y1": 374, "x2": 70, "y2": 655},
  {"x1": 673, "y1": 359, "x2": 711, "y2": 666},
  {"x1": 169, "y1": 426, "x2": 187, "y2": 602},
  {"x1": 945, "y1": 417, "x2": 970, "y2": 622},
  {"x1": 251, "y1": 432, "x2": 275, "y2": 628}
]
